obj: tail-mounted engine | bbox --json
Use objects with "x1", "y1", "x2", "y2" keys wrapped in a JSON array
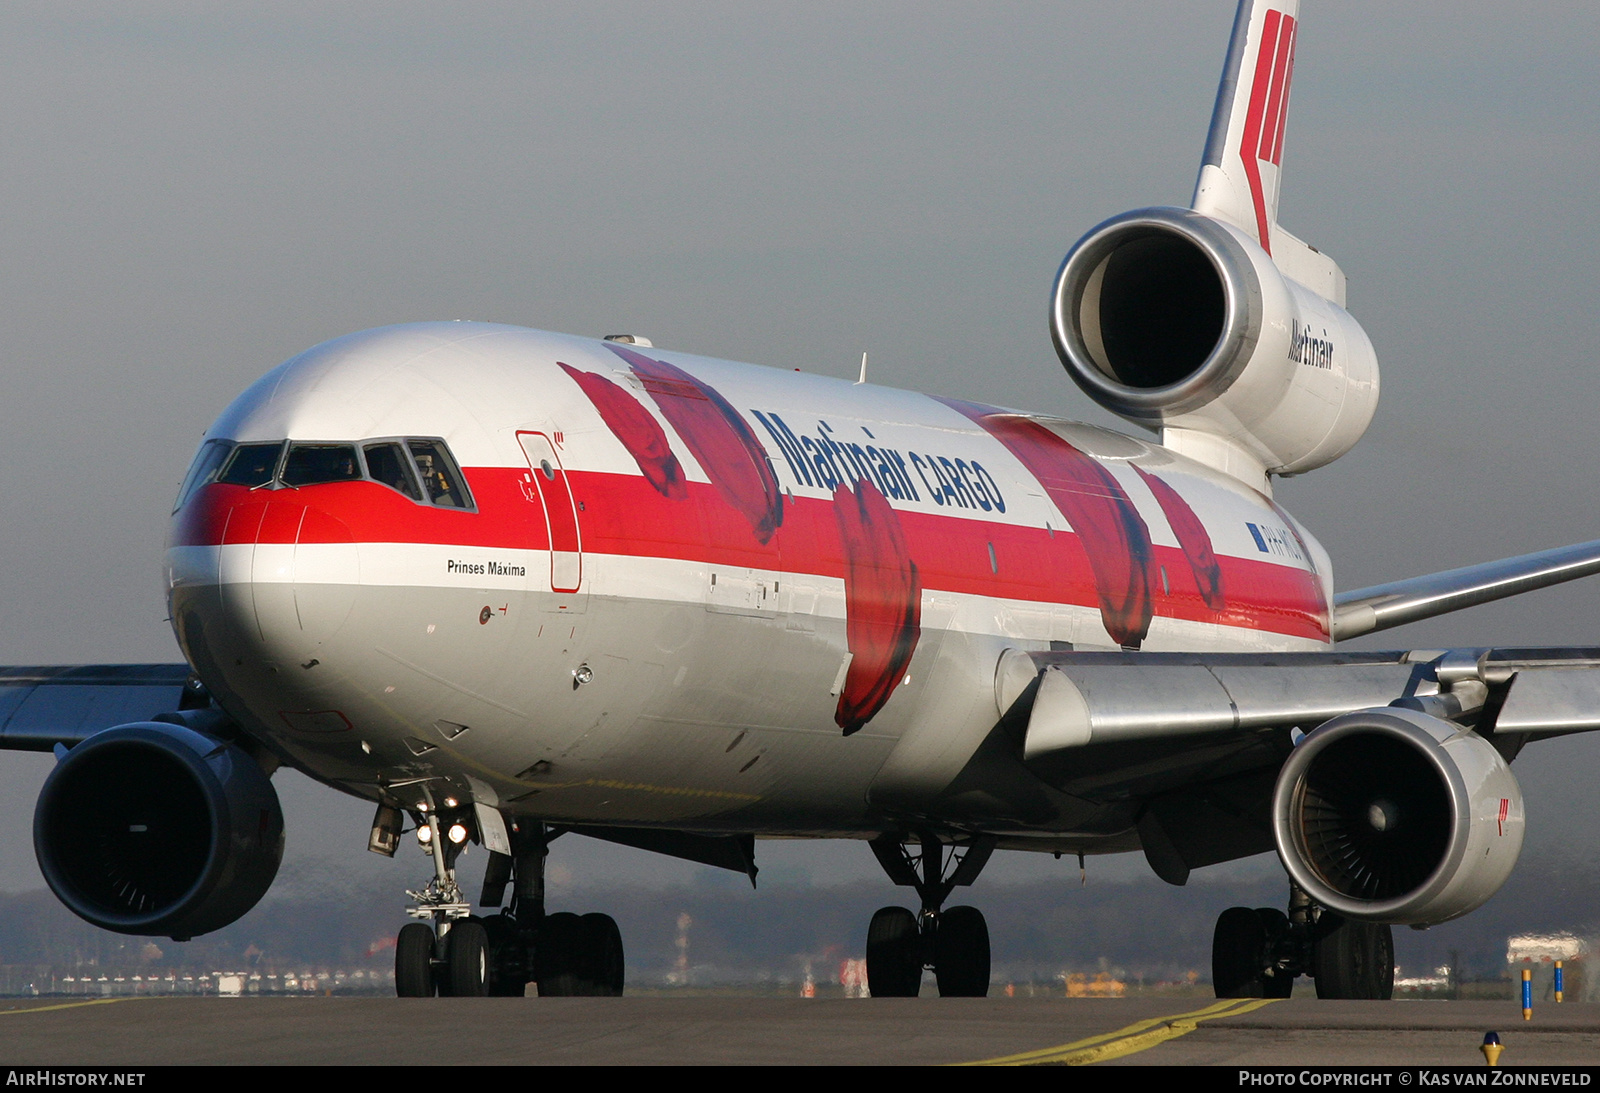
[
  {"x1": 1050, "y1": 207, "x2": 1378, "y2": 482},
  {"x1": 34, "y1": 722, "x2": 284, "y2": 940},
  {"x1": 1272, "y1": 707, "x2": 1522, "y2": 926}
]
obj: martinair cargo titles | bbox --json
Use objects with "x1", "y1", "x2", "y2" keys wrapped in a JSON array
[{"x1": 10, "y1": 0, "x2": 1600, "y2": 1001}]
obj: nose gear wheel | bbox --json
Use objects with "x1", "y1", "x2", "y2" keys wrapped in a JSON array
[{"x1": 388, "y1": 815, "x2": 628, "y2": 999}]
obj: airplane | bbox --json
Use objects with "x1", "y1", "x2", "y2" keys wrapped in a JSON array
[{"x1": 7, "y1": 0, "x2": 1600, "y2": 1002}]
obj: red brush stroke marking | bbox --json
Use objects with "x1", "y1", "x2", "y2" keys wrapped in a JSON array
[
  {"x1": 557, "y1": 362, "x2": 687, "y2": 500},
  {"x1": 832, "y1": 480, "x2": 921, "y2": 736},
  {"x1": 833, "y1": 477, "x2": 922, "y2": 735},
  {"x1": 606, "y1": 344, "x2": 783, "y2": 544},
  {"x1": 1134, "y1": 466, "x2": 1225, "y2": 612},
  {"x1": 940, "y1": 400, "x2": 1153, "y2": 648}
]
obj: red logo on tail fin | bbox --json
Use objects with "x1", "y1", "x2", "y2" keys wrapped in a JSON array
[{"x1": 1238, "y1": 9, "x2": 1297, "y2": 253}]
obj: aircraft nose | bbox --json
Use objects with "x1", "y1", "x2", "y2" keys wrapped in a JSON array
[
  {"x1": 271, "y1": 498, "x2": 361, "y2": 651},
  {"x1": 167, "y1": 485, "x2": 360, "y2": 662}
]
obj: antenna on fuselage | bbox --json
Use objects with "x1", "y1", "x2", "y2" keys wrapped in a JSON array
[{"x1": 855, "y1": 352, "x2": 867, "y2": 385}]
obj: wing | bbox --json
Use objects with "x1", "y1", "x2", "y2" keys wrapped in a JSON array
[
  {"x1": 0, "y1": 664, "x2": 195, "y2": 751},
  {"x1": 979, "y1": 538, "x2": 1596, "y2": 890},
  {"x1": 982, "y1": 642, "x2": 1600, "y2": 897},
  {"x1": 1332, "y1": 538, "x2": 1600, "y2": 640}
]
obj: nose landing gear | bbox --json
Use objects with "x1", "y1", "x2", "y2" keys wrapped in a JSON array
[
  {"x1": 865, "y1": 833, "x2": 995, "y2": 997},
  {"x1": 390, "y1": 809, "x2": 626, "y2": 998},
  {"x1": 393, "y1": 793, "x2": 482, "y2": 997}
]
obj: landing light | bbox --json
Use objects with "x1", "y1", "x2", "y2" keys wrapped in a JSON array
[
  {"x1": 416, "y1": 826, "x2": 432, "y2": 846},
  {"x1": 447, "y1": 823, "x2": 468, "y2": 845}
]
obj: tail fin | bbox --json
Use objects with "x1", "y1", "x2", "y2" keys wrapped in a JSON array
[
  {"x1": 1192, "y1": 1, "x2": 1344, "y2": 304},
  {"x1": 1192, "y1": 0, "x2": 1300, "y2": 254}
]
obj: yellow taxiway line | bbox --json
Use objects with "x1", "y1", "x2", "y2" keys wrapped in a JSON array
[
  {"x1": 0, "y1": 998, "x2": 134, "y2": 1016},
  {"x1": 960, "y1": 996, "x2": 1285, "y2": 1066}
]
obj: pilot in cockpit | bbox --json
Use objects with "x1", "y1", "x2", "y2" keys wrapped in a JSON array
[{"x1": 414, "y1": 451, "x2": 454, "y2": 505}]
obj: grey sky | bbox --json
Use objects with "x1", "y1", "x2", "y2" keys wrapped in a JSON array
[{"x1": 1, "y1": 1, "x2": 1597, "y2": 901}]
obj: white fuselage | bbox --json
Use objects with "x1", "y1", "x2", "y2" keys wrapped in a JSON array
[{"x1": 165, "y1": 322, "x2": 1332, "y2": 849}]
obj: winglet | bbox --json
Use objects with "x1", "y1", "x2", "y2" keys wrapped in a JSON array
[{"x1": 1192, "y1": 0, "x2": 1301, "y2": 256}]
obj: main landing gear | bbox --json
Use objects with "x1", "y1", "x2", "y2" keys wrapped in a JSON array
[
  {"x1": 388, "y1": 799, "x2": 625, "y2": 998},
  {"x1": 865, "y1": 833, "x2": 996, "y2": 997},
  {"x1": 1211, "y1": 885, "x2": 1393, "y2": 1000}
]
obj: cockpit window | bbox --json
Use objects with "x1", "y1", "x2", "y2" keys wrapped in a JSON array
[
  {"x1": 281, "y1": 443, "x2": 362, "y2": 488},
  {"x1": 407, "y1": 440, "x2": 469, "y2": 509},
  {"x1": 217, "y1": 443, "x2": 283, "y2": 488},
  {"x1": 177, "y1": 435, "x2": 474, "y2": 510},
  {"x1": 174, "y1": 439, "x2": 233, "y2": 511},
  {"x1": 362, "y1": 442, "x2": 423, "y2": 502}
]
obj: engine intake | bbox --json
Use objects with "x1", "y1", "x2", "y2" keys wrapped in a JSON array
[
  {"x1": 34, "y1": 722, "x2": 284, "y2": 939},
  {"x1": 1273, "y1": 707, "x2": 1522, "y2": 926},
  {"x1": 1051, "y1": 207, "x2": 1378, "y2": 479},
  {"x1": 1053, "y1": 208, "x2": 1261, "y2": 418}
]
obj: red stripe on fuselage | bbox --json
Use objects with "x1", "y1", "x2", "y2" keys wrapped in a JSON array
[{"x1": 175, "y1": 466, "x2": 1329, "y2": 642}]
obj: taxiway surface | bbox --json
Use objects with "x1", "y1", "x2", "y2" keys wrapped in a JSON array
[{"x1": 2, "y1": 996, "x2": 1596, "y2": 1066}]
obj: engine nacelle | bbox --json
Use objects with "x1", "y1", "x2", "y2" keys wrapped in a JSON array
[
  {"x1": 1272, "y1": 707, "x2": 1523, "y2": 926},
  {"x1": 1050, "y1": 207, "x2": 1378, "y2": 479},
  {"x1": 34, "y1": 722, "x2": 284, "y2": 939}
]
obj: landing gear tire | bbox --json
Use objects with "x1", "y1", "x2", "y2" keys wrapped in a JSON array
[
  {"x1": 443, "y1": 919, "x2": 490, "y2": 997},
  {"x1": 1312, "y1": 914, "x2": 1393, "y2": 999},
  {"x1": 934, "y1": 905, "x2": 990, "y2": 997},
  {"x1": 537, "y1": 911, "x2": 586, "y2": 996},
  {"x1": 1213, "y1": 906, "x2": 1293, "y2": 998},
  {"x1": 483, "y1": 913, "x2": 527, "y2": 997},
  {"x1": 581, "y1": 912, "x2": 625, "y2": 997},
  {"x1": 536, "y1": 911, "x2": 624, "y2": 996},
  {"x1": 1254, "y1": 907, "x2": 1294, "y2": 998},
  {"x1": 866, "y1": 906, "x2": 921, "y2": 998},
  {"x1": 395, "y1": 922, "x2": 437, "y2": 997}
]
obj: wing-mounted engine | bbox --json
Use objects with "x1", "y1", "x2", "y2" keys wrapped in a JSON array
[
  {"x1": 1000, "y1": 647, "x2": 1578, "y2": 920},
  {"x1": 1049, "y1": 206, "x2": 1378, "y2": 487},
  {"x1": 1272, "y1": 707, "x2": 1523, "y2": 926},
  {"x1": 34, "y1": 721, "x2": 284, "y2": 940}
]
